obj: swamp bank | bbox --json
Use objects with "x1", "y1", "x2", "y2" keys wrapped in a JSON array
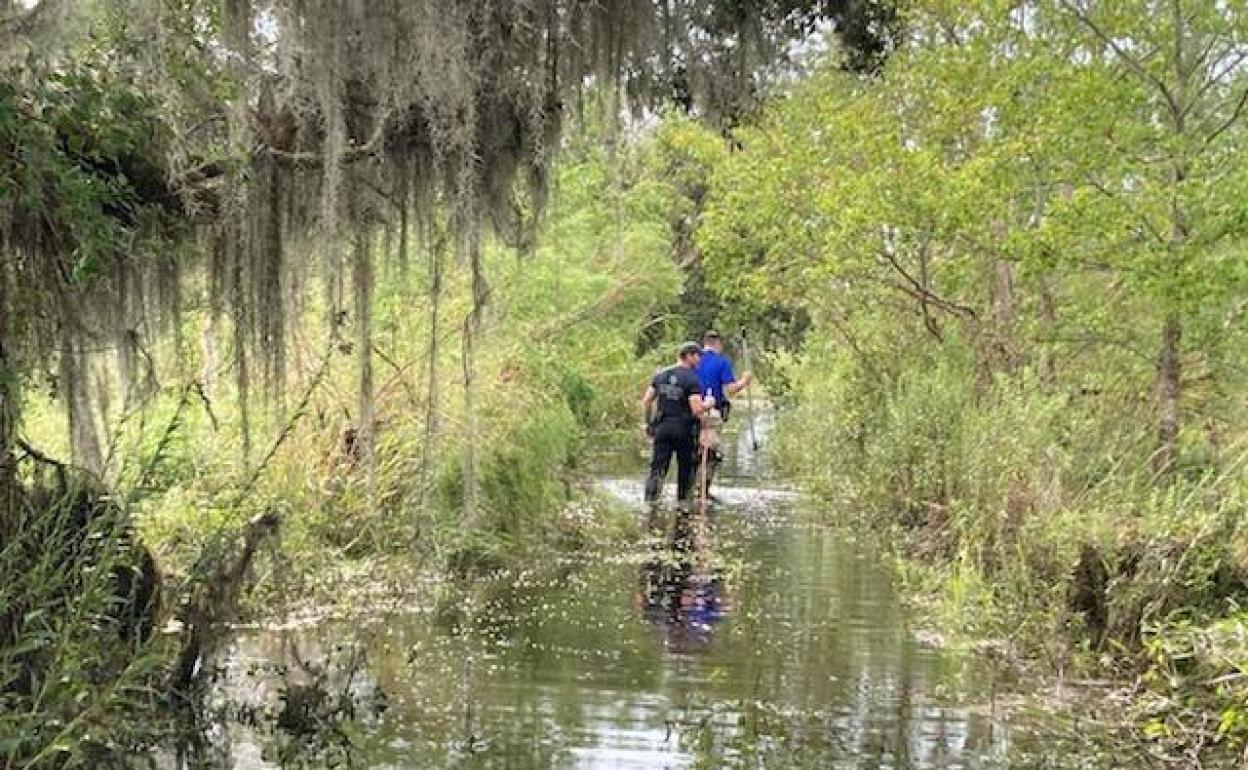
[{"x1": 115, "y1": 421, "x2": 1122, "y2": 769}]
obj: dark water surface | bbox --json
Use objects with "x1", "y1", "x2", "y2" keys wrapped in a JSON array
[{"x1": 206, "y1": 416, "x2": 1018, "y2": 768}]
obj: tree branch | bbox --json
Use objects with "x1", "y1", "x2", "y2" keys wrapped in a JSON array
[
  {"x1": 1060, "y1": 0, "x2": 1181, "y2": 117},
  {"x1": 1188, "y1": 45, "x2": 1248, "y2": 108},
  {"x1": 878, "y1": 246, "x2": 977, "y2": 321},
  {"x1": 915, "y1": 236, "x2": 943, "y2": 341},
  {"x1": 15, "y1": 437, "x2": 65, "y2": 467},
  {"x1": 262, "y1": 109, "x2": 394, "y2": 168},
  {"x1": 826, "y1": 310, "x2": 884, "y2": 378},
  {"x1": 372, "y1": 341, "x2": 422, "y2": 409},
  {"x1": 531, "y1": 278, "x2": 643, "y2": 342},
  {"x1": 1200, "y1": 85, "x2": 1248, "y2": 151},
  {"x1": 0, "y1": 0, "x2": 61, "y2": 37},
  {"x1": 236, "y1": 336, "x2": 335, "y2": 502}
]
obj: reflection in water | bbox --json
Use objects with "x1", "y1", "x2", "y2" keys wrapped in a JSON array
[
  {"x1": 636, "y1": 510, "x2": 728, "y2": 655},
  {"x1": 191, "y1": 417, "x2": 1019, "y2": 769},
  {"x1": 730, "y1": 405, "x2": 775, "y2": 479}
]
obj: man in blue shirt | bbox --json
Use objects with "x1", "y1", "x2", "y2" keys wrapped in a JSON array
[
  {"x1": 696, "y1": 330, "x2": 752, "y2": 422},
  {"x1": 695, "y1": 330, "x2": 752, "y2": 493}
]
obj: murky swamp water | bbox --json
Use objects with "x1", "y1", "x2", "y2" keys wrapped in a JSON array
[{"x1": 196, "y1": 416, "x2": 1072, "y2": 769}]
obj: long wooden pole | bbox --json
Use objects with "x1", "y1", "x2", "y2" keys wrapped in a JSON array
[
  {"x1": 740, "y1": 331, "x2": 759, "y2": 451},
  {"x1": 698, "y1": 442, "x2": 710, "y2": 517}
]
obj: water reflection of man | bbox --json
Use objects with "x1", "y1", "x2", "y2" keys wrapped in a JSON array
[{"x1": 635, "y1": 512, "x2": 727, "y2": 654}]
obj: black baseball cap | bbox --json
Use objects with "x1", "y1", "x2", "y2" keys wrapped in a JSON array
[{"x1": 678, "y1": 341, "x2": 702, "y2": 358}]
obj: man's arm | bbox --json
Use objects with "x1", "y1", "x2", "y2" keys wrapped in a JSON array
[
  {"x1": 725, "y1": 370, "x2": 753, "y2": 397},
  {"x1": 641, "y1": 385, "x2": 656, "y2": 425},
  {"x1": 688, "y1": 393, "x2": 712, "y2": 419}
]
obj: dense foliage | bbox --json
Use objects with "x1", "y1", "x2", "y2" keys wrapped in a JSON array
[
  {"x1": 2, "y1": 1, "x2": 883, "y2": 764},
  {"x1": 692, "y1": 0, "x2": 1248, "y2": 760},
  {"x1": 4, "y1": 0, "x2": 1248, "y2": 764}
]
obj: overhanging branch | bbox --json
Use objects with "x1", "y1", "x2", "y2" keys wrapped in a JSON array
[
  {"x1": 1060, "y1": 0, "x2": 1181, "y2": 118},
  {"x1": 262, "y1": 109, "x2": 394, "y2": 168},
  {"x1": 878, "y1": 246, "x2": 978, "y2": 322}
]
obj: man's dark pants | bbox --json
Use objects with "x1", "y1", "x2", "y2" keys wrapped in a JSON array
[{"x1": 645, "y1": 421, "x2": 696, "y2": 502}]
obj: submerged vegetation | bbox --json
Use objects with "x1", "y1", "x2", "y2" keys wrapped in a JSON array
[{"x1": 2, "y1": 0, "x2": 1247, "y2": 766}]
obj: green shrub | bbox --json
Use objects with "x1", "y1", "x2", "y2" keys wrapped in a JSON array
[
  {"x1": 1, "y1": 478, "x2": 168, "y2": 769},
  {"x1": 775, "y1": 325, "x2": 1248, "y2": 684}
]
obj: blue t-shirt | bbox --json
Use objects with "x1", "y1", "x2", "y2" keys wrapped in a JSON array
[{"x1": 696, "y1": 349, "x2": 736, "y2": 405}]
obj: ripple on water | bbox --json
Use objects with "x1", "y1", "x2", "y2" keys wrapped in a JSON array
[{"x1": 593, "y1": 477, "x2": 803, "y2": 511}]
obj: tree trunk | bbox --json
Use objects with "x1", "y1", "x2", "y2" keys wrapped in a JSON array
[
  {"x1": 397, "y1": 178, "x2": 410, "y2": 281},
  {"x1": 1154, "y1": 0, "x2": 1187, "y2": 479},
  {"x1": 61, "y1": 329, "x2": 103, "y2": 475},
  {"x1": 232, "y1": 236, "x2": 252, "y2": 463},
  {"x1": 1037, "y1": 277, "x2": 1058, "y2": 387},
  {"x1": 262, "y1": 156, "x2": 285, "y2": 416},
  {"x1": 460, "y1": 312, "x2": 478, "y2": 525},
  {"x1": 1156, "y1": 313, "x2": 1181, "y2": 477},
  {"x1": 0, "y1": 310, "x2": 16, "y2": 534},
  {"x1": 460, "y1": 234, "x2": 488, "y2": 526},
  {"x1": 353, "y1": 229, "x2": 375, "y2": 505},
  {"x1": 415, "y1": 231, "x2": 445, "y2": 517},
  {"x1": 990, "y1": 258, "x2": 1019, "y2": 377},
  {"x1": 116, "y1": 263, "x2": 134, "y2": 409},
  {"x1": 202, "y1": 315, "x2": 218, "y2": 401}
]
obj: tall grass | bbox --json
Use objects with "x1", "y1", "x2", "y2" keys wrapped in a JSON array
[
  {"x1": 774, "y1": 326, "x2": 1248, "y2": 750},
  {"x1": 1, "y1": 477, "x2": 168, "y2": 768}
]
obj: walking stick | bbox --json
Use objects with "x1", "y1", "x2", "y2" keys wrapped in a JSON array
[
  {"x1": 740, "y1": 330, "x2": 759, "y2": 451},
  {"x1": 698, "y1": 443, "x2": 710, "y2": 517},
  {"x1": 697, "y1": 396, "x2": 720, "y2": 516}
]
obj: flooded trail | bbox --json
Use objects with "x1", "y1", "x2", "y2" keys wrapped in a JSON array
[{"x1": 205, "y1": 414, "x2": 1017, "y2": 768}]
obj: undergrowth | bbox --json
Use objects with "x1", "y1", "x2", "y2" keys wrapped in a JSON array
[
  {"x1": 774, "y1": 327, "x2": 1248, "y2": 762},
  {"x1": 1, "y1": 473, "x2": 168, "y2": 768},
  {"x1": 4, "y1": 133, "x2": 681, "y2": 766}
]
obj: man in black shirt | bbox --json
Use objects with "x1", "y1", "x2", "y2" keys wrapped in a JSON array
[{"x1": 641, "y1": 341, "x2": 714, "y2": 504}]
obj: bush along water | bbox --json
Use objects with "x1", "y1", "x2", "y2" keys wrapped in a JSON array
[
  {"x1": 681, "y1": 7, "x2": 1248, "y2": 757},
  {"x1": 0, "y1": 465, "x2": 165, "y2": 767},
  {"x1": 770, "y1": 327, "x2": 1248, "y2": 759}
]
